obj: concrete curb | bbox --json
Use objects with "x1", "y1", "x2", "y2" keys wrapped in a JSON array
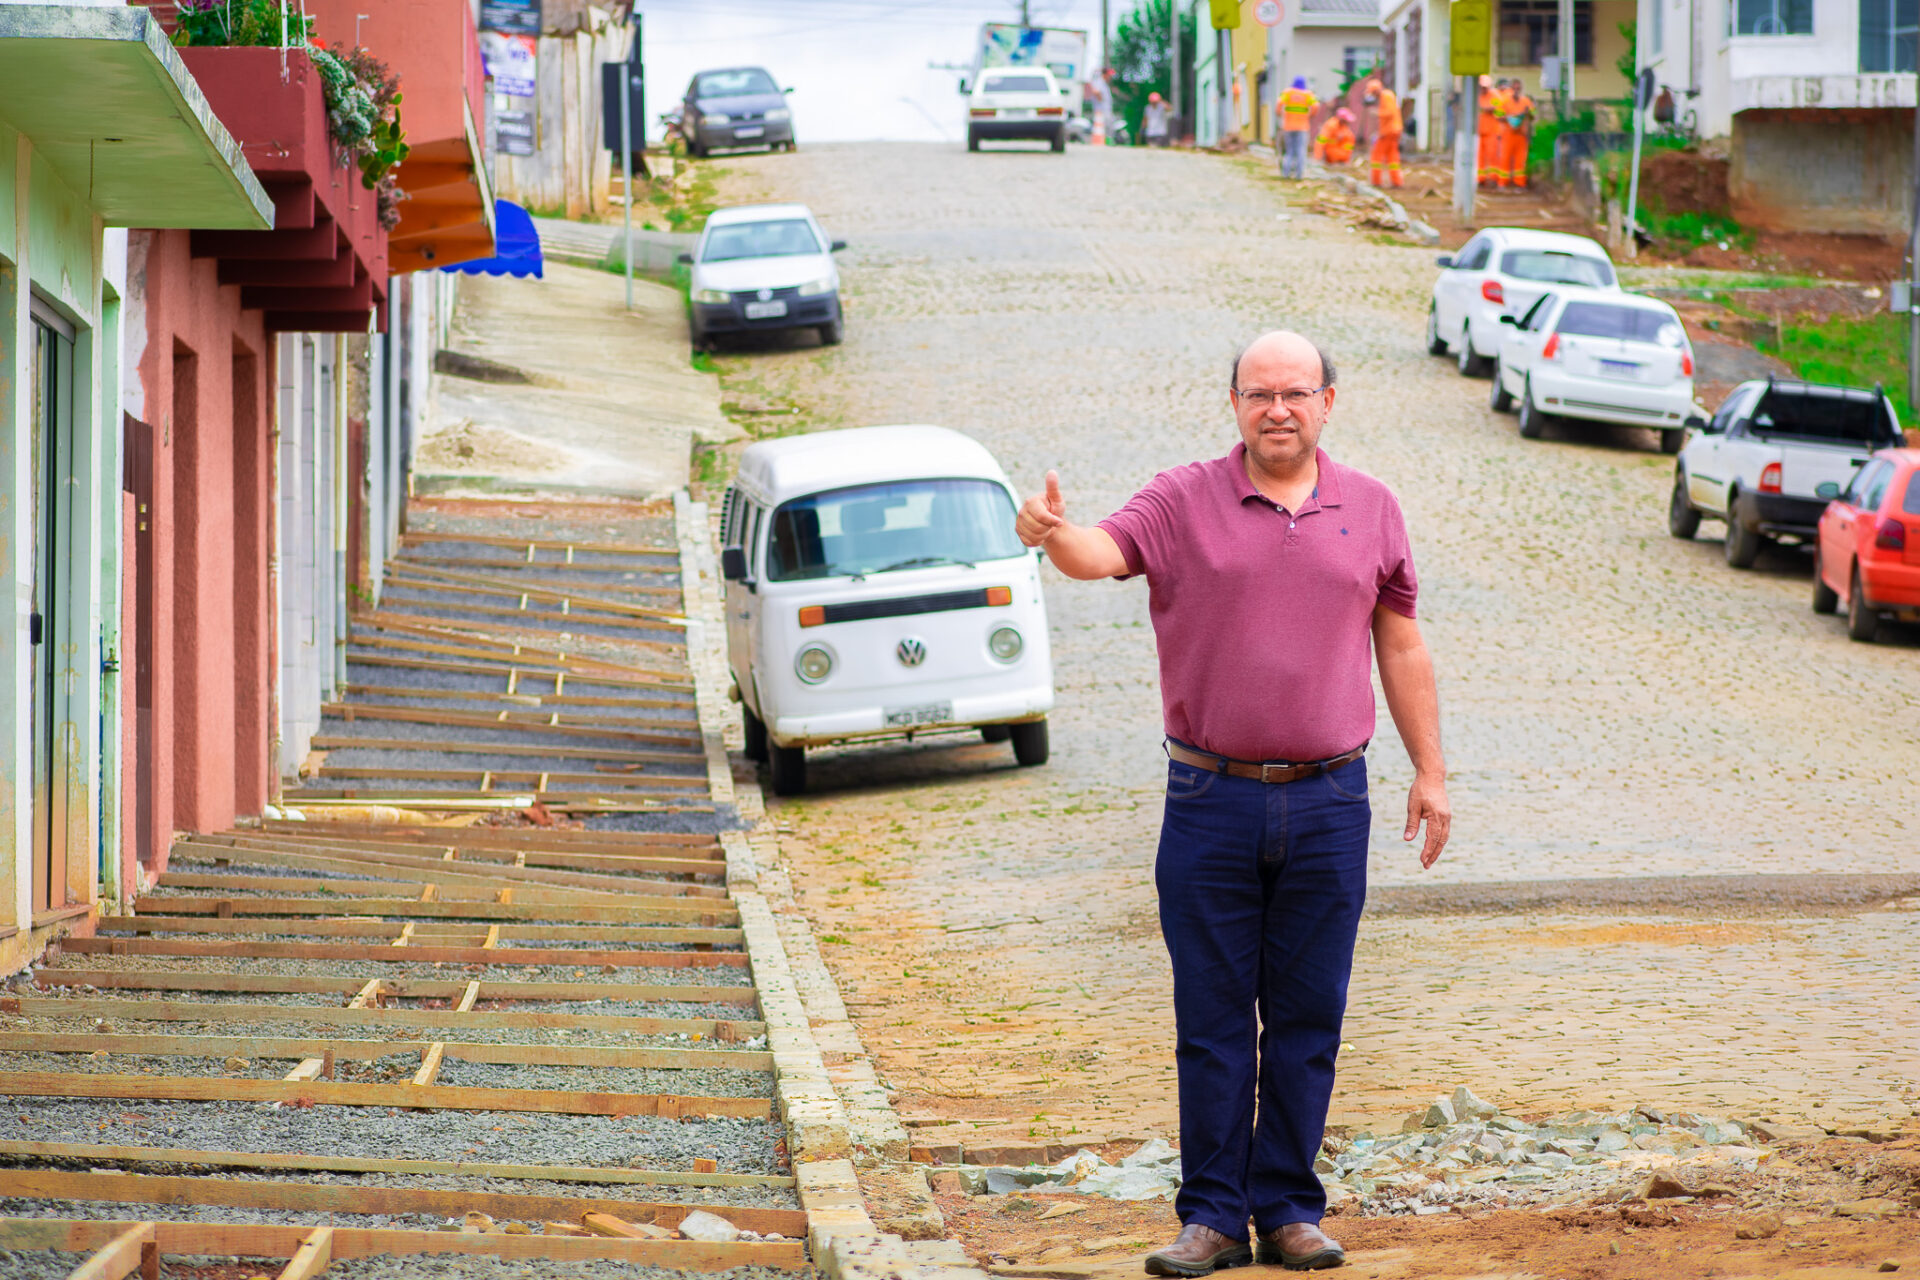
[{"x1": 674, "y1": 490, "x2": 738, "y2": 816}]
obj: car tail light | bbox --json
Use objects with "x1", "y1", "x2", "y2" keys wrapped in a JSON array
[
  {"x1": 1759, "y1": 462, "x2": 1782, "y2": 494},
  {"x1": 1540, "y1": 333, "x2": 1559, "y2": 361},
  {"x1": 1681, "y1": 351, "x2": 1694, "y2": 377},
  {"x1": 1481, "y1": 280, "x2": 1505, "y2": 305},
  {"x1": 985, "y1": 586, "x2": 1013, "y2": 606},
  {"x1": 798, "y1": 605, "x2": 826, "y2": 628},
  {"x1": 1038, "y1": 106, "x2": 1064, "y2": 116},
  {"x1": 1876, "y1": 516, "x2": 1907, "y2": 550},
  {"x1": 970, "y1": 107, "x2": 997, "y2": 117}
]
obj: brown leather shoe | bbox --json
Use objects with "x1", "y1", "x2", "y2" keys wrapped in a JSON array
[
  {"x1": 1254, "y1": 1222, "x2": 1345, "y2": 1270},
  {"x1": 1143, "y1": 1223, "x2": 1254, "y2": 1277}
]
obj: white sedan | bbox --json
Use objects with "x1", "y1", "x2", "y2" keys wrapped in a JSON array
[
  {"x1": 1488, "y1": 286, "x2": 1699, "y2": 453},
  {"x1": 965, "y1": 67, "x2": 1071, "y2": 152},
  {"x1": 1428, "y1": 227, "x2": 1620, "y2": 377},
  {"x1": 683, "y1": 202, "x2": 846, "y2": 351}
]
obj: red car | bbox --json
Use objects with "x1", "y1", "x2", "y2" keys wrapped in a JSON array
[{"x1": 1813, "y1": 447, "x2": 1920, "y2": 641}]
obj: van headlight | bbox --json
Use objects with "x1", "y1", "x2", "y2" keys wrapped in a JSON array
[
  {"x1": 693, "y1": 288, "x2": 730, "y2": 304},
  {"x1": 795, "y1": 645, "x2": 834, "y2": 684},
  {"x1": 988, "y1": 627, "x2": 1023, "y2": 662},
  {"x1": 797, "y1": 276, "x2": 835, "y2": 297}
]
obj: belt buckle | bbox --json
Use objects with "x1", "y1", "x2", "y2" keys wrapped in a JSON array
[{"x1": 1260, "y1": 762, "x2": 1290, "y2": 784}]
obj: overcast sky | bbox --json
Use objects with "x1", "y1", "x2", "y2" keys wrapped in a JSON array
[{"x1": 635, "y1": 0, "x2": 1111, "y2": 143}]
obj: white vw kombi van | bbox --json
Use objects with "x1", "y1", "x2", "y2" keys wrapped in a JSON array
[{"x1": 719, "y1": 425, "x2": 1055, "y2": 795}]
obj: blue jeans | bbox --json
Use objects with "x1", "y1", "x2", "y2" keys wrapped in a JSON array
[
  {"x1": 1282, "y1": 129, "x2": 1309, "y2": 178},
  {"x1": 1156, "y1": 751, "x2": 1371, "y2": 1239}
]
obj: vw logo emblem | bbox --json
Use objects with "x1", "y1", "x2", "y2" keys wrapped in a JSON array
[
  {"x1": 895, "y1": 638, "x2": 927, "y2": 668},
  {"x1": 757, "y1": 287, "x2": 773, "y2": 301}
]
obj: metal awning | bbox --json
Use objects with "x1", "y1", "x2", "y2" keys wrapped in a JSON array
[
  {"x1": 442, "y1": 201, "x2": 541, "y2": 279},
  {"x1": 0, "y1": 6, "x2": 272, "y2": 230}
]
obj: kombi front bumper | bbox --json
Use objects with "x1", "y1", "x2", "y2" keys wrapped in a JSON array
[{"x1": 771, "y1": 684, "x2": 1054, "y2": 748}]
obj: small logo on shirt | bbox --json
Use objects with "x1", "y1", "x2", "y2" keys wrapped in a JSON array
[{"x1": 1340, "y1": 527, "x2": 1349, "y2": 536}]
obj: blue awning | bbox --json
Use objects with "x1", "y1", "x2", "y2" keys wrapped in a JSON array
[{"x1": 441, "y1": 199, "x2": 542, "y2": 278}]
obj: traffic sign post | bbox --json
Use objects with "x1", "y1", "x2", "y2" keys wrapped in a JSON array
[
  {"x1": 1254, "y1": 0, "x2": 1282, "y2": 25},
  {"x1": 1451, "y1": 0, "x2": 1492, "y2": 222}
]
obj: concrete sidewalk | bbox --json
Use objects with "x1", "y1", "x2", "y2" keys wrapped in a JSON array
[{"x1": 416, "y1": 261, "x2": 735, "y2": 499}]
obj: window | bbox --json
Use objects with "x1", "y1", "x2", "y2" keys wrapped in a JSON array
[
  {"x1": 1518, "y1": 293, "x2": 1555, "y2": 330},
  {"x1": 1652, "y1": 0, "x2": 1665, "y2": 53},
  {"x1": 1500, "y1": 248, "x2": 1615, "y2": 287},
  {"x1": 1749, "y1": 389, "x2": 1892, "y2": 446},
  {"x1": 1862, "y1": 460, "x2": 1894, "y2": 509},
  {"x1": 981, "y1": 73, "x2": 1054, "y2": 92},
  {"x1": 1731, "y1": 0, "x2": 1813, "y2": 34},
  {"x1": 1457, "y1": 236, "x2": 1493, "y2": 269},
  {"x1": 1342, "y1": 46, "x2": 1381, "y2": 78},
  {"x1": 1382, "y1": 29, "x2": 1399, "y2": 89},
  {"x1": 1407, "y1": 8, "x2": 1424, "y2": 88},
  {"x1": 767, "y1": 479, "x2": 1025, "y2": 582},
  {"x1": 1555, "y1": 302, "x2": 1686, "y2": 345},
  {"x1": 699, "y1": 219, "x2": 822, "y2": 262},
  {"x1": 1499, "y1": 0, "x2": 1594, "y2": 65},
  {"x1": 1861, "y1": 0, "x2": 1918, "y2": 70},
  {"x1": 1901, "y1": 468, "x2": 1920, "y2": 514},
  {"x1": 695, "y1": 69, "x2": 779, "y2": 98}
]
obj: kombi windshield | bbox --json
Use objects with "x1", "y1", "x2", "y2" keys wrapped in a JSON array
[{"x1": 767, "y1": 479, "x2": 1025, "y2": 581}]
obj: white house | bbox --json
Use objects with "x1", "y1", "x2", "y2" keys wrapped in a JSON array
[{"x1": 1637, "y1": 0, "x2": 1917, "y2": 233}]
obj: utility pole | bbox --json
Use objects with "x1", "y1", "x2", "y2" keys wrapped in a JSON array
[
  {"x1": 1101, "y1": 0, "x2": 1110, "y2": 71},
  {"x1": 1020, "y1": 0, "x2": 1031, "y2": 25},
  {"x1": 1557, "y1": 0, "x2": 1575, "y2": 116},
  {"x1": 1907, "y1": 88, "x2": 1920, "y2": 412},
  {"x1": 1169, "y1": 0, "x2": 1181, "y2": 129}
]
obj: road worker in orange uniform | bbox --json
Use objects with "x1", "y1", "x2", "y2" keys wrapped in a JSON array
[
  {"x1": 1364, "y1": 78, "x2": 1402, "y2": 187},
  {"x1": 1479, "y1": 76, "x2": 1512, "y2": 186},
  {"x1": 1313, "y1": 107, "x2": 1356, "y2": 164},
  {"x1": 1502, "y1": 78, "x2": 1535, "y2": 189},
  {"x1": 1275, "y1": 75, "x2": 1317, "y2": 178}
]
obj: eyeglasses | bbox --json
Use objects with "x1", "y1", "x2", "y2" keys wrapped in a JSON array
[{"x1": 1233, "y1": 385, "x2": 1328, "y2": 412}]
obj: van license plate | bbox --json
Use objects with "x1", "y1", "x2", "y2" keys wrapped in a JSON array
[
  {"x1": 744, "y1": 300, "x2": 788, "y2": 319},
  {"x1": 885, "y1": 701, "x2": 953, "y2": 728}
]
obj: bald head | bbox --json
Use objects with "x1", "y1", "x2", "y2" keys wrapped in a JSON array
[{"x1": 1231, "y1": 331, "x2": 1336, "y2": 392}]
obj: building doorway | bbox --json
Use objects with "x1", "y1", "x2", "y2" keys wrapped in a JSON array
[{"x1": 28, "y1": 299, "x2": 75, "y2": 915}]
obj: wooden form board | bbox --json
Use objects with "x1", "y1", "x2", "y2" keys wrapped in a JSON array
[
  {"x1": 102, "y1": 916, "x2": 745, "y2": 946},
  {"x1": 2, "y1": 996, "x2": 765, "y2": 1037},
  {"x1": 0, "y1": 1216, "x2": 808, "y2": 1270},
  {"x1": 0, "y1": 1141, "x2": 794, "y2": 1188},
  {"x1": 386, "y1": 560, "x2": 684, "y2": 621},
  {"x1": 310, "y1": 766, "x2": 709, "y2": 794},
  {"x1": 282, "y1": 790, "x2": 711, "y2": 813},
  {"x1": 0, "y1": 1169, "x2": 806, "y2": 1236},
  {"x1": 0, "y1": 1071, "x2": 772, "y2": 1117},
  {"x1": 360, "y1": 611, "x2": 684, "y2": 665},
  {"x1": 326, "y1": 686, "x2": 695, "y2": 714},
  {"x1": 65, "y1": 1221, "x2": 157, "y2": 1280},
  {"x1": 134, "y1": 895, "x2": 732, "y2": 923},
  {"x1": 344, "y1": 650, "x2": 690, "y2": 693},
  {"x1": 0, "y1": 1031, "x2": 773, "y2": 1072},
  {"x1": 173, "y1": 838, "x2": 717, "y2": 899},
  {"x1": 399, "y1": 531, "x2": 679, "y2": 557},
  {"x1": 61, "y1": 936, "x2": 750, "y2": 970},
  {"x1": 155, "y1": 872, "x2": 722, "y2": 906},
  {"x1": 23, "y1": 970, "x2": 760, "y2": 1004},
  {"x1": 234, "y1": 829, "x2": 724, "y2": 871},
  {"x1": 321, "y1": 702, "x2": 701, "y2": 743},
  {"x1": 253, "y1": 822, "x2": 722, "y2": 851},
  {"x1": 307, "y1": 734, "x2": 704, "y2": 765}
]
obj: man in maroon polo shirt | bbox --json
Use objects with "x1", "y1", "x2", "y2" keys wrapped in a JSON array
[{"x1": 1015, "y1": 330, "x2": 1449, "y2": 1275}]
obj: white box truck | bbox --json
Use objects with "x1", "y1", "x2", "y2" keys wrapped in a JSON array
[{"x1": 972, "y1": 23, "x2": 1089, "y2": 116}]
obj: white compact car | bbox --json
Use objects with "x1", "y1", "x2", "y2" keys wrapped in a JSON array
[
  {"x1": 1428, "y1": 227, "x2": 1619, "y2": 377},
  {"x1": 683, "y1": 203, "x2": 845, "y2": 351},
  {"x1": 720, "y1": 425, "x2": 1055, "y2": 795},
  {"x1": 1488, "y1": 286, "x2": 1699, "y2": 453},
  {"x1": 965, "y1": 66, "x2": 1072, "y2": 152}
]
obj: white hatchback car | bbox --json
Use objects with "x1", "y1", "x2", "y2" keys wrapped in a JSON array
[
  {"x1": 720, "y1": 425, "x2": 1055, "y2": 795},
  {"x1": 1428, "y1": 228, "x2": 1620, "y2": 377},
  {"x1": 1488, "y1": 287, "x2": 1700, "y2": 452},
  {"x1": 965, "y1": 66, "x2": 1072, "y2": 152},
  {"x1": 683, "y1": 203, "x2": 845, "y2": 351}
]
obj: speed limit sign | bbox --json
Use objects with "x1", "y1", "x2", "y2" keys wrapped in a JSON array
[{"x1": 1254, "y1": 0, "x2": 1283, "y2": 25}]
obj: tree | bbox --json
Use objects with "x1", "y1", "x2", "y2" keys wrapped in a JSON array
[{"x1": 1110, "y1": 0, "x2": 1198, "y2": 142}]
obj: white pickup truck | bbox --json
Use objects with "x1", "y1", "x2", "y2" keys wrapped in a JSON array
[{"x1": 1668, "y1": 378, "x2": 1906, "y2": 567}]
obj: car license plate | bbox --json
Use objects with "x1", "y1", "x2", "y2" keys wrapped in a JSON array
[
  {"x1": 734, "y1": 126, "x2": 764, "y2": 138},
  {"x1": 743, "y1": 300, "x2": 787, "y2": 320},
  {"x1": 884, "y1": 701, "x2": 953, "y2": 728},
  {"x1": 1599, "y1": 359, "x2": 1642, "y2": 378},
  {"x1": 1001, "y1": 108, "x2": 1033, "y2": 118}
]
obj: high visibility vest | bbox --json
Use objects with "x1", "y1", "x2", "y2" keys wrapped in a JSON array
[
  {"x1": 1505, "y1": 93, "x2": 1534, "y2": 130},
  {"x1": 1479, "y1": 88, "x2": 1504, "y2": 125},
  {"x1": 1375, "y1": 89, "x2": 1402, "y2": 136},
  {"x1": 1278, "y1": 88, "x2": 1316, "y2": 130}
]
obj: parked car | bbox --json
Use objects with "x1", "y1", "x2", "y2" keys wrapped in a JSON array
[
  {"x1": 1812, "y1": 447, "x2": 1920, "y2": 642},
  {"x1": 1488, "y1": 286, "x2": 1699, "y2": 452},
  {"x1": 720, "y1": 425, "x2": 1056, "y2": 795},
  {"x1": 1669, "y1": 378, "x2": 1905, "y2": 567},
  {"x1": 965, "y1": 66, "x2": 1071, "y2": 152},
  {"x1": 681, "y1": 66, "x2": 793, "y2": 157},
  {"x1": 1427, "y1": 228, "x2": 1619, "y2": 377},
  {"x1": 682, "y1": 203, "x2": 845, "y2": 351}
]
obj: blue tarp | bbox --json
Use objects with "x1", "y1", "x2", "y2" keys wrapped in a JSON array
[{"x1": 442, "y1": 200, "x2": 542, "y2": 279}]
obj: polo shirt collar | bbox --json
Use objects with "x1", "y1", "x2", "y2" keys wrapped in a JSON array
[{"x1": 1228, "y1": 443, "x2": 1346, "y2": 508}]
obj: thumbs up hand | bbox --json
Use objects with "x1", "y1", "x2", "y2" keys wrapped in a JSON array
[{"x1": 1016, "y1": 470, "x2": 1068, "y2": 547}]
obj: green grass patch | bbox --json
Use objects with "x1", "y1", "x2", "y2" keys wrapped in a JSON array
[
  {"x1": 1620, "y1": 267, "x2": 1827, "y2": 291},
  {"x1": 1755, "y1": 311, "x2": 1915, "y2": 426}
]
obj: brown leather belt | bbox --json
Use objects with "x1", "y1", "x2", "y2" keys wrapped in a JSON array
[{"x1": 1165, "y1": 739, "x2": 1367, "y2": 785}]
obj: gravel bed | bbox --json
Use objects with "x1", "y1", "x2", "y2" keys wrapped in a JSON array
[
  {"x1": 0, "y1": 1198, "x2": 426, "y2": 1230},
  {"x1": 36, "y1": 958, "x2": 751, "y2": 987},
  {"x1": 10, "y1": 1014, "x2": 767, "y2": 1051},
  {"x1": 373, "y1": 602, "x2": 686, "y2": 648},
  {"x1": 344, "y1": 661, "x2": 697, "y2": 709},
  {"x1": 431, "y1": 1059, "x2": 771, "y2": 1098},
  {"x1": 15, "y1": 988, "x2": 349, "y2": 1008},
  {"x1": 165, "y1": 859, "x2": 386, "y2": 883},
  {"x1": 0, "y1": 1102, "x2": 787, "y2": 1172},
  {"x1": 314, "y1": 717, "x2": 702, "y2": 754},
  {"x1": 320, "y1": 1259, "x2": 810, "y2": 1280},
  {"x1": 84, "y1": 930, "x2": 738, "y2": 955},
  {"x1": 492, "y1": 1000, "x2": 755, "y2": 1020},
  {"x1": 586, "y1": 808, "x2": 748, "y2": 835}
]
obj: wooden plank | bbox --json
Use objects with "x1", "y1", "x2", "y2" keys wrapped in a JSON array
[
  {"x1": 344, "y1": 651, "x2": 688, "y2": 693},
  {"x1": 0, "y1": 1141, "x2": 793, "y2": 1188},
  {"x1": 386, "y1": 561, "x2": 684, "y2": 622},
  {"x1": 0, "y1": 1171, "x2": 806, "y2": 1237},
  {"x1": 65, "y1": 1222, "x2": 155, "y2": 1280},
  {"x1": 313, "y1": 765, "x2": 707, "y2": 792},
  {"x1": 101, "y1": 917, "x2": 743, "y2": 946},
  {"x1": 134, "y1": 898, "x2": 728, "y2": 925},
  {"x1": 411, "y1": 1042, "x2": 445, "y2": 1086},
  {"x1": 62, "y1": 936, "x2": 748, "y2": 969},
  {"x1": 308, "y1": 734, "x2": 702, "y2": 764},
  {"x1": 329, "y1": 686, "x2": 691, "y2": 713},
  {"x1": 150, "y1": 878, "x2": 723, "y2": 906},
  {"x1": 283, "y1": 790, "x2": 712, "y2": 814},
  {"x1": 19, "y1": 973, "x2": 757, "y2": 1004},
  {"x1": 276, "y1": 1228, "x2": 331, "y2": 1280},
  {"x1": 394, "y1": 562, "x2": 684, "y2": 597},
  {"x1": 189, "y1": 835, "x2": 717, "y2": 898},
  {"x1": 1, "y1": 997, "x2": 765, "y2": 1037},
  {"x1": 254, "y1": 823, "x2": 722, "y2": 851},
  {"x1": 0, "y1": 1034, "x2": 752, "y2": 1078},
  {"x1": 0, "y1": 1072, "x2": 772, "y2": 1118},
  {"x1": 357, "y1": 614, "x2": 686, "y2": 671},
  {"x1": 584, "y1": 1213, "x2": 661, "y2": 1239},
  {"x1": 455, "y1": 981, "x2": 481, "y2": 1012},
  {"x1": 233, "y1": 834, "x2": 724, "y2": 876},
  {"x1": 401, "y1": 531, "x2": 678, "y2": 556},
  {"x1": 0, "y1": 1217, "x2": 808, "y2": 1271},
  {"x1": 321, "y1": 702, "x2": 700, "y2": 742}
]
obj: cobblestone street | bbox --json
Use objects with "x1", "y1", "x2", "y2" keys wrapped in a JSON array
[{"x1": 696, "y1": 141, "x2": 1920, "y2": 1256}]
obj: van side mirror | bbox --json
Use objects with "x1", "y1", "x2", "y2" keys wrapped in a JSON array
[
  {"x1": 721, "y1": 546, "x2": 750, "y2": 582},
  {"x1": 1815, "y1": 481, "x2": 1842, "y2": 500},
  {"x1": 1435, "y1": 255, "x2": 1455, "y2": 269}
]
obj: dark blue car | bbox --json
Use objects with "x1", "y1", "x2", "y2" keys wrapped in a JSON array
[{"x1": 682, "y1": 66, "x2": 794, "y2": 157}]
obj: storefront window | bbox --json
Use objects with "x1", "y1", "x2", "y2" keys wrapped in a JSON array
[
  {"x1": 1861, "y1": 0, "x2": 1918, "y2": 68},
  {"x1": 1731, "y1": 0, "x2": 1814, "y2": 34}
]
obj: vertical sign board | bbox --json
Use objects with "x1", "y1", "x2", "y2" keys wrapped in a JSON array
[
  {"x1": 494, "y1": 110, "x2": 535, "y2": 156},
  {"x1": 481, "y1": 33, "x2": 539, "y2": 98},
  {"x1": 601, "y1": 62, "x2": 646, "y2": 154},
  {"x1": 1450, "y1": 0, "x2": 1491, "y2": 75},
  {"x1": 480, "y1": 0, "x2": 541, "y2": 35}
]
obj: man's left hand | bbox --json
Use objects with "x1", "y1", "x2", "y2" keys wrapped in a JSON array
[{"x1": 1405, "y1": 772, "x2": 1450, "y2": 868}]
